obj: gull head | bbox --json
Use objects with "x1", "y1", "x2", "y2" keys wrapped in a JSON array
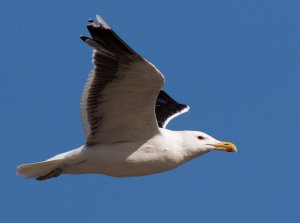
[{"x1": 181, "y1": 131, "x2": 237, "y2": 155}]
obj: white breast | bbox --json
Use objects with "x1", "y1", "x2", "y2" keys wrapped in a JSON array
[{"x1": 62, "y1": 131, "x2": 186, "y2": 177}]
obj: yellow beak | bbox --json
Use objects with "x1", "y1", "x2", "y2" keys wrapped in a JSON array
[{"x1": 210, "y1": 141, "x2": 237, "y2": 152}]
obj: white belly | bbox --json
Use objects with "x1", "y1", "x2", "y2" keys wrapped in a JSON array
[{"x1": 61, "y1": 136, "x2": 184, "y2": 177}]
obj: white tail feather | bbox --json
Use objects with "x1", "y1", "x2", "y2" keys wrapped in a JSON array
[{"x1": 17, "y1": 159, "x2": 64, "y2": 179}]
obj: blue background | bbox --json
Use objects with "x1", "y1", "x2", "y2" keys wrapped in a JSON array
[{"x1": 1, "y1": 0, "x2": 299, "y2": 222}]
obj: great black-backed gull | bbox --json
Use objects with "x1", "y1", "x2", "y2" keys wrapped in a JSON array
[{"x1": 17, "y1": 15, "x2": 237, "y2": 181}]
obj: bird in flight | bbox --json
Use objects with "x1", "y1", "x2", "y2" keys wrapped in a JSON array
[{"x1": 17, "y1": 15, "x2": 237, "y2": 181}]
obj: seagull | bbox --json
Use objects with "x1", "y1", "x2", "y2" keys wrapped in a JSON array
[{"x1": 17, "y1": 15, "x2": 237, "y2": 181}]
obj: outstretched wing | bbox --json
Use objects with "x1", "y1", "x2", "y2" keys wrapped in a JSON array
[
  {"x1": 80, "y1": 16, "x2": 164, "y2": 145},
  {"x1": 155, "y1": 90, "x2": 189, "y2": 128}
]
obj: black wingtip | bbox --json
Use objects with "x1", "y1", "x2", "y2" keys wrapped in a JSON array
[
  {"x1": 86, "y1": 24, "x2": 101, "y2": 38},
  {"x1": 80, "y1": 35, "x2": 89, "y2": 42},
  {"x1": 88, "y1": 18, "x2": 94, "y2": 23},
  {"x1": 87, "y1": 24, "x2": 98, "y2": 31}
]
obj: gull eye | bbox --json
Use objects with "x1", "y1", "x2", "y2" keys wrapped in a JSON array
[{"x1": 197, "y1": 136, "x2": 205, "y2": 140}]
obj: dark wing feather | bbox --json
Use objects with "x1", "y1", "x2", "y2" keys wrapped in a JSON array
[{"x1": 155, "y1": 90, "x2": 189, "y2": 128}]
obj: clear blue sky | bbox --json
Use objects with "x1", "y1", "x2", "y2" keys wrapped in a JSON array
[{"x1": 1, "y1": 0, "x2": 299, "y2": 222}]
